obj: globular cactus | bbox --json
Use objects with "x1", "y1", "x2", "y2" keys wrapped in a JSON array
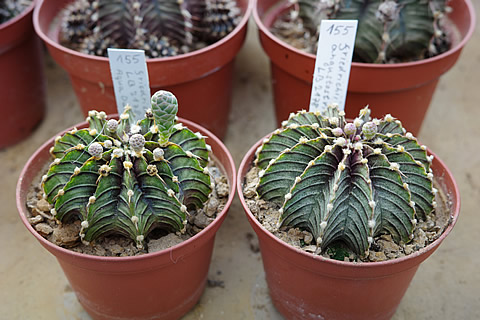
[
  {"x1": 254, "y1": 106, "x2": 436, "y2": 256},
  {"x1": 60, "y1": 0, "x2": 242, "y2": 58},
  {"x1": 0, "y1": 0, "x2": 31, "y2": 24},
  {"x1": 42, "y1": 90, "x2": 213, "y2": 249},
  {"x1": 282, "y1": 0, "x2": 449, "y2": 63}
]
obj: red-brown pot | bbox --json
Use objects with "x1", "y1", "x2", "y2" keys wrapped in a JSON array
[
  {"x1": 33, "y1": 0, "x2": 253, "y2": 140},
  {"x1": 17, "y1": 116, "x2": 236, "y2": 320},
  {"x1": 254, "y1": 0, "x2": 475, "y2": 135},
  {"x1": 237, "y1": 136, "x2": 460, "y2": 320},
  {"x1": 0, "y1": 0, "x2": 46, "y2": 148}
]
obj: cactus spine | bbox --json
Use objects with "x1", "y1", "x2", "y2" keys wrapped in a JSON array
[
  {"x1": 254, "y1": 106, "x2": 435, "y2": 256},
  {"x1": 283, "y1": 0, "x2": 449, "y2": 63},
  {"x1": 42, "y1": 91, "x2": 212, "y2": 249}
]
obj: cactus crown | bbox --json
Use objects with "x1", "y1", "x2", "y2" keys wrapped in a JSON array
[
  {"x1": 0, "y1": 0, "x2": 31, "y2": 24},
  {"x1": 42, "y1": 90, "x2": 213, "y2": 249},
  {"x1": 60, "y1": 0, "x2": 241, "y2": 58},
  {"x1": 254, "y1": 106, "x2": 436, "y2": 256},
  {"x1": 278, "y1": 0, "x2": 449, "y2": 63}
]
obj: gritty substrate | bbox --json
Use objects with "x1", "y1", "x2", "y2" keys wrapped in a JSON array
[
  {"x1": 243, "y1": 166, "x2": 453, "y2": 262},
  {"x1": 26, "y1": 161, "x2": 229, "y2": 257}
]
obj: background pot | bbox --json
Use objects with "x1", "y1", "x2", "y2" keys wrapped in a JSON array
[
  {"x1": 237, "y1": 137, "x2": 460, "y2": 320},
  {"x1": 0, "y1": 0, "x2": 46, "y2": 148},
  {"x1": 17, "y1": 117, "x2": 236, "y2": 320},
  {"x1": 254, "y1": 0, "x2": 475, "y2": 136},
  {"x1": 33, "y1": 0, "x2": 253, "y2": 140}
]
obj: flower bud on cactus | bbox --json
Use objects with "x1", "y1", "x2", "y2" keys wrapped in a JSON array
[
  {"x1": 362, "y1": 121, "x2": 377, "y2": 140},
  {"x1": 254, "y1": 106, "x2": 435, "y2": 256},
  {"x1": 42, "y1": 91, "x2": 212, "y2": 248}
]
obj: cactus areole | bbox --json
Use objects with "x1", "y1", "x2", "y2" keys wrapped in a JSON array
[
  {"x1": 42, "y1": 91, "x2": 213, "y2": 249},
  {"x1": 254, "y1": 106, "x2": 436, "y2": 257}
]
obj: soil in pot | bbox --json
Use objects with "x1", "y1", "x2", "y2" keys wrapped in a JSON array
[
  {"x1": 243, "y1": 165, "x2": 453, "y2": 263},
  {"x1": 25, "y1": 154, "x2": 230, "y2": 257}
]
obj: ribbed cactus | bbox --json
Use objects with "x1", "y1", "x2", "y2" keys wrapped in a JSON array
[
  {"x1": 281, "y1": 0, "x2": 449, "y2": 63},
  {"x1": 0, "y1": 0, "x2": 31, "y2": 24},
  {"x1": 60, "y1": 0, "x2": 241, "y2": 58},
  {"x1": 254, "y1": 106, "x2": 436, "y2": 255},
  {"x1": 42, "y1": 91, "x2": 212, "y2": 249}
]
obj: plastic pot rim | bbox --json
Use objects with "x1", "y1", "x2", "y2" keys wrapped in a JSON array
[
  {"x1": 33, "y1": 0, "x2": 253, "y2": 64},
  {"x1": 253, "y1": 0, "x2": 476, "y2": 70}
]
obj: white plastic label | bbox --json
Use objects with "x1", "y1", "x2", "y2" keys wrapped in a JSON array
[
  {"x1": 107, "y1": 48, "x2": 150, "y2": 122},
  {"x1": 309, "y1": 20, "x2": 358, "y2": 113}
]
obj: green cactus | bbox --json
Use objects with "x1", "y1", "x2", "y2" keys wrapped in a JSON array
[
  {"x1": 254, "y1": 106, "x2": 436, "y2": 256},
  {"x1": 280, "y1": 0, "x2": 449, "y2": 63},
  {"x1": 0, "y1": 0, "x2": 31, "y2": 24},
  {"x1": 42, "y1": 91, "x2": 213, "y2": 249},
  {"x1": 60, "y1": 0, "x2": 242, "y2": 58}
]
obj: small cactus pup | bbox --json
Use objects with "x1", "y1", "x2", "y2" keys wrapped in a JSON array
[
  {"x1": 272, "y1": 0, "x2": 451, "y2": 63},
  {"x1": 41, "y1": 90, "x2": 215, "y2": 250},
  {"x1": 0, "y1": 0, "x2": 32, "y2": 24},
  {"x1": 59, "y1": 0, "x2": 242, "y2": 58},
  {"x1": 252, "y1": 106, "x2": 438, "y2": 259}
]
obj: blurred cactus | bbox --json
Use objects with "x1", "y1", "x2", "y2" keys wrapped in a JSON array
[
  {"x1": 60, "y1": 0, "x2": 241, "y2": 58},
  {"x1": 254, "y1": 106, "x2": 436, "y2": 256},
  {"x1": 0, "y1": 0, "x2": 31, "y2": 24},
  {"x1": 42, "y1": 90, "x2": 213, "y2": 249},
  {"x1": 277, "y1": 0, "x2": 450, "y2": 63}
]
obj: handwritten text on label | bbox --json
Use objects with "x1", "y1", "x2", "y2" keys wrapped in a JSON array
[
  {"x1": 107, "y1": 48, "x2": 150, "y2": 122},
  {"x1": 309, "y1": 20, "x2": 358, "y2": 113}
]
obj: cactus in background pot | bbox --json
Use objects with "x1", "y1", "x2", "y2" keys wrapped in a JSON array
[
  {"x1": 278, "y1": 0, "x2": 450, "y2": 63},
  {"x1": 254, "y1": 105, "x2": 436, "y2": 256},
  {"x1": 0, "y1": 0, "x2": 31, "y2": 24},
  {"x1": 60, "y1": 0, "x2": 242, "y2": 58},
  {"x1": 42, "y1": 90, "x2": 213, "y2": 249}
]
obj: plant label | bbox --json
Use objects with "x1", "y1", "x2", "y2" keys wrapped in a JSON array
[
  {"x1": 107, "y1": 48, "x2": 150, "y2": 122},
  {"x1": 309, "y1": 20, "x2": 358, "y2": 113}
]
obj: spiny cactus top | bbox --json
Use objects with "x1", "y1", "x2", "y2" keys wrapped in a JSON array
[
  {"x1": 277, "y1": 0, "x2": 450, "y2": 63},
  {"x1": 254, "y1": 106, "x2": 436, "y2": 256},
  {"x1": 60, "y1": 0, "x2": 242, "y2": 58},
  {"x1": 42, "y1": 90, "x2": 213, "y2": 249},
  {"x1": 0, "y1": 0, "x2": 31, "y2": 24}
]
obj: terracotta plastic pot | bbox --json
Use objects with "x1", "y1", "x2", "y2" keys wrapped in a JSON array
[
  {"x1": 0, "y1": 0, "x2": 46, "y2": 148},
  {"x1": 254, "y1": 0, "x2": 475, "y2": 135},
  {"x1": 237, "y1": 136, "x2": 460, "y2": 320},
  {"x1": 33, "y1": 0, "x2": 253, "y2": 140},
  {"x1": 17, "y1": 117, "x2": 236, "y2": 320}
]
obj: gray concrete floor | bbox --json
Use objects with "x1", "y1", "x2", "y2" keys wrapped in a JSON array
[{"x1": 1, "y1": 12, "x2": 480, "y2": 319}]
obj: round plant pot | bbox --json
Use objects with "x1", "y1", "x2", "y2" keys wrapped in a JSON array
[
  {"x1": 17, "y1": 117, "x2": 236, "y2": 320},
  {"x1": 254, "y1": 0, "x2": 475, "y2": 135},
  {"x1": 0, "y1": 0, "x2": 46, "y2": 148},
  {"x1": 33, "y1": 0, "x2": 253, "y2": 140},
  {"x1": 237, "y1": 137, "x2": 460, "y2": 320}
]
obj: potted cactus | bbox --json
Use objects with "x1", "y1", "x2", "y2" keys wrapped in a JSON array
[
  {"x1": 237, "y1": 106, "x2": 460, "y2": 319},
  {"x1": 1, "y1": 0, "x2": 46, "y2": 148},
  {"x1": 253, "y1": 0, "x2": 475, "y2": 135},
  {"x1": 17, "y1": 90, "x2": 236, "y2": 319},
  {"x1": 33, "y1": 0, "x2": 253, "y2": 139}
]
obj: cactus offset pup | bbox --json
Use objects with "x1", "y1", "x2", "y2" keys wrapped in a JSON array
[
  {"x1": 273, "y1": 0, "x2": 450, "y2": 63},
  {"x1": 42, "y1": 91, "x2": 213, "y2": 249},
  {"x1": 254, "y1": 106, "x2": 436, "y2": 257}
]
